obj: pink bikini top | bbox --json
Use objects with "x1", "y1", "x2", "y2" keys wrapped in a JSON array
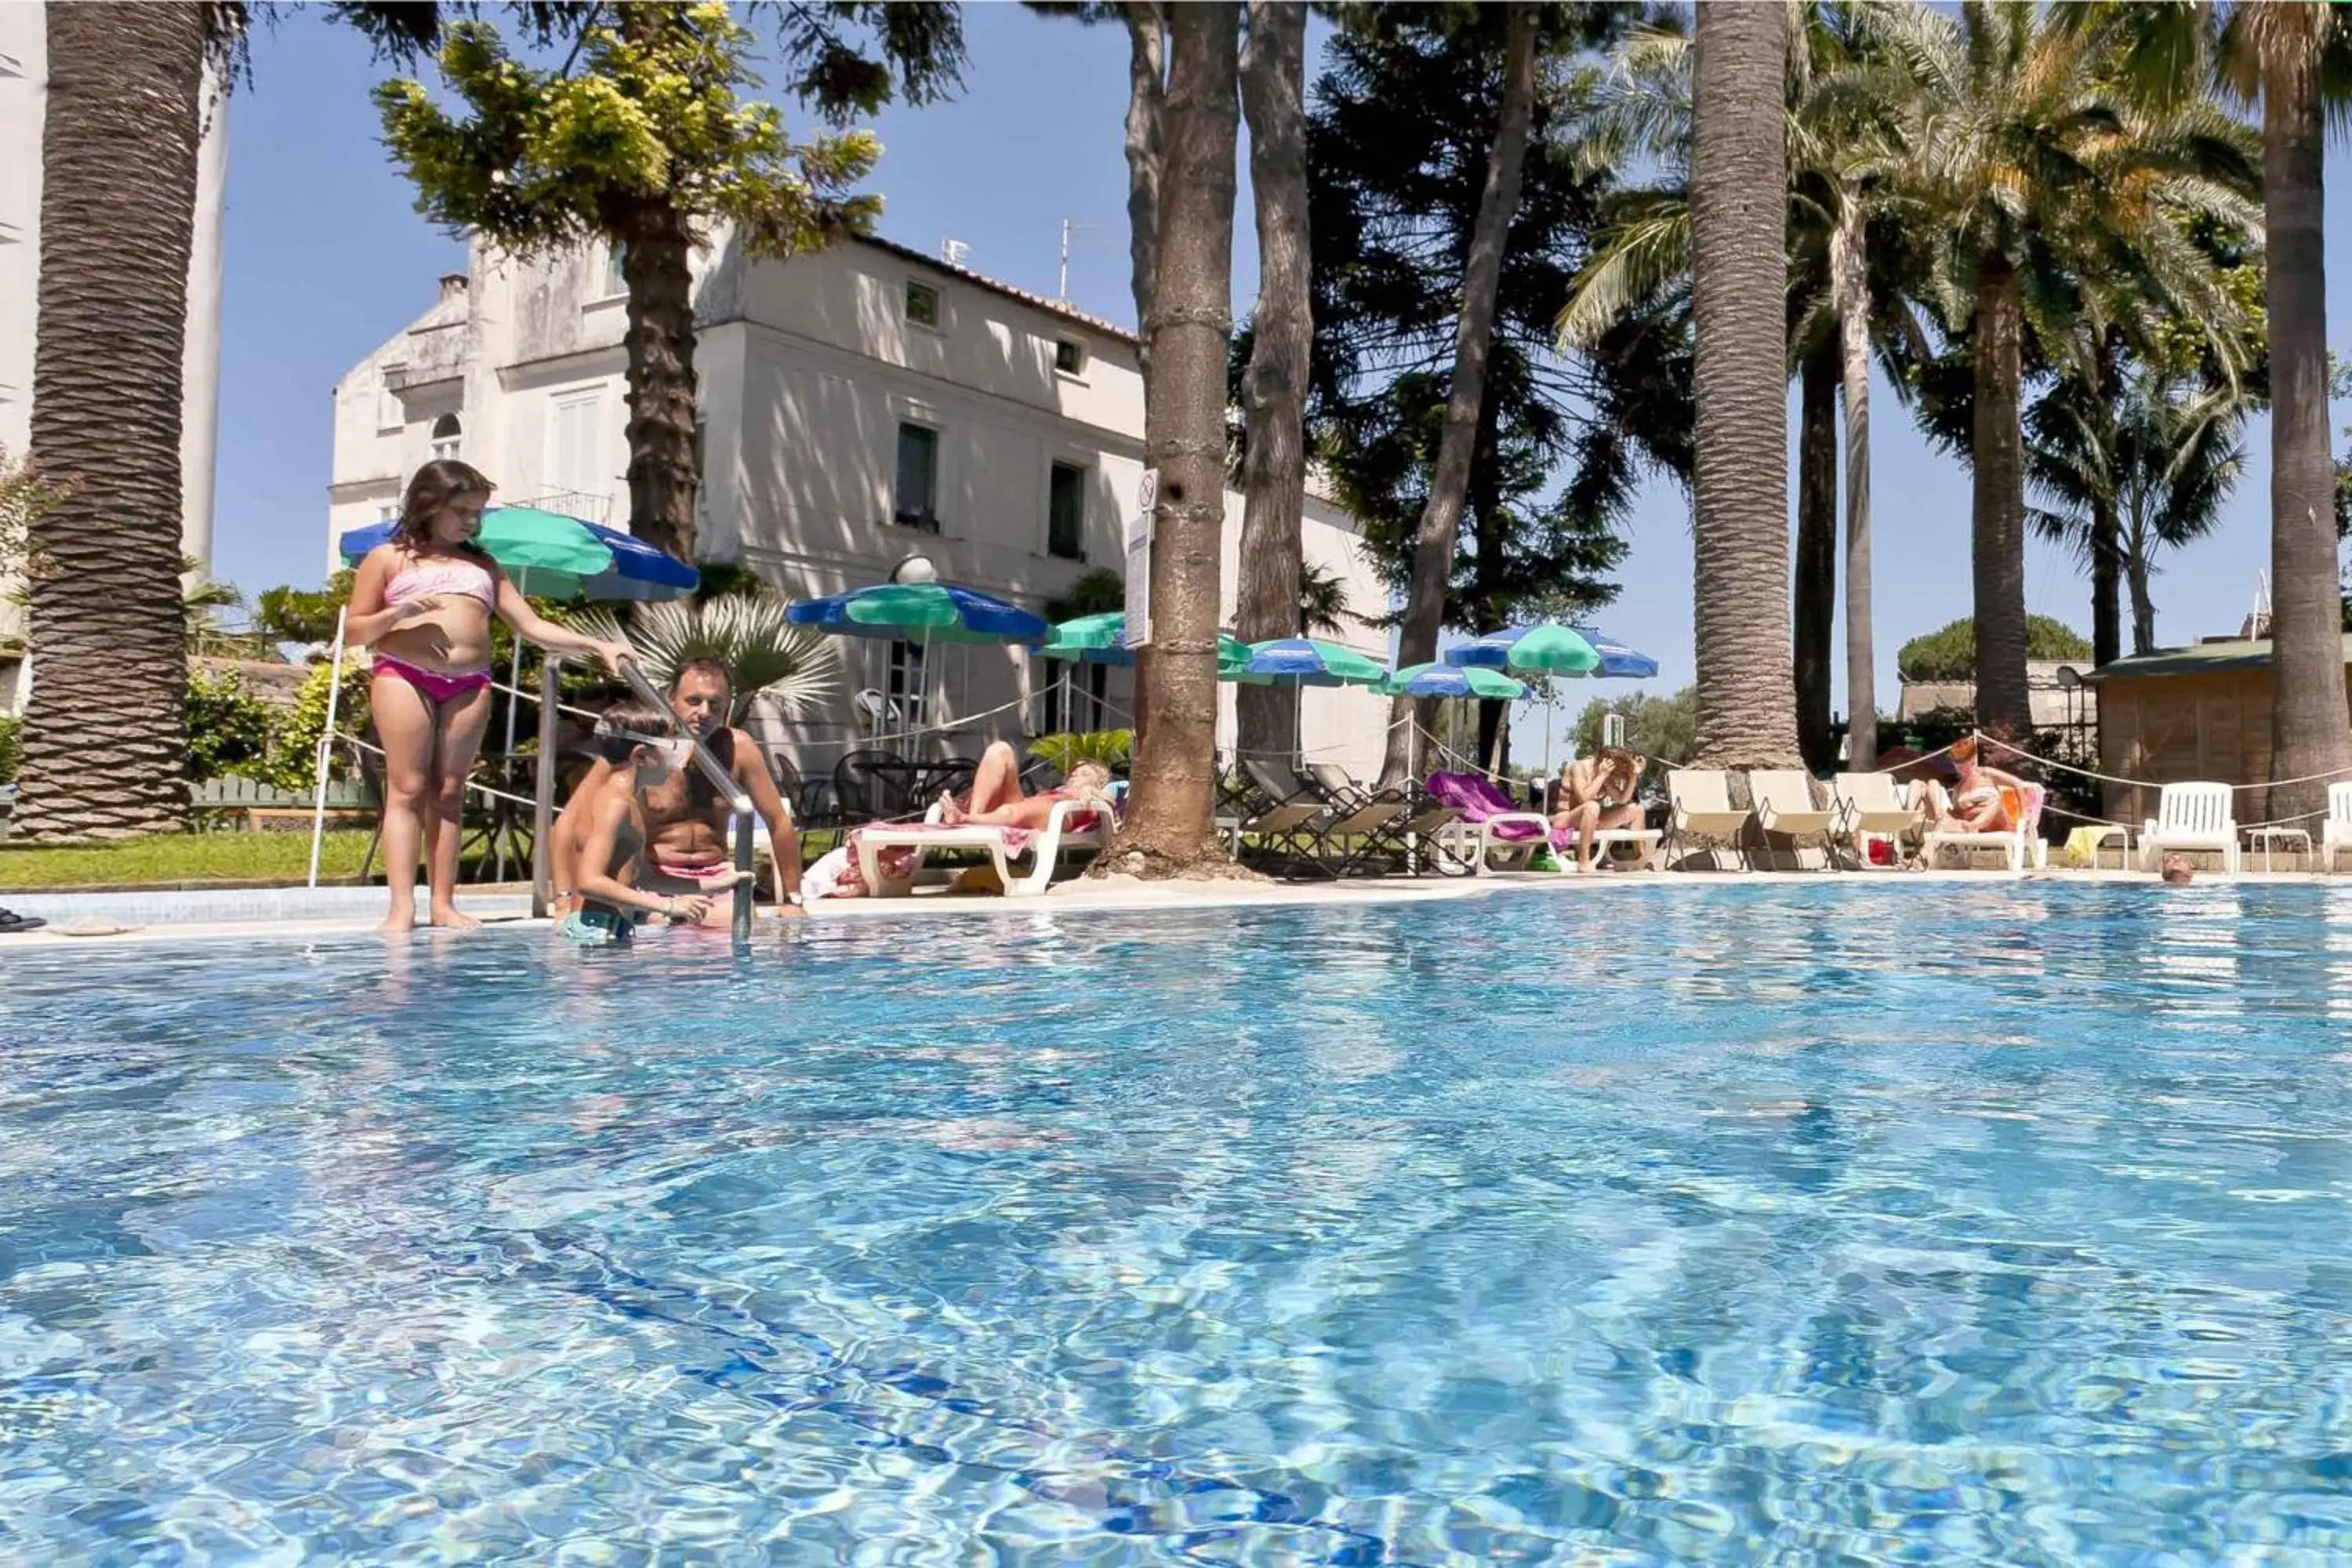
[{"x1": 385, "y1": 552, "x2": 497, "y2": 612}]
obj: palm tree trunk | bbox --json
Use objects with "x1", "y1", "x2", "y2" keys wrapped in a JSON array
[
  {"x1": 17, "y1": 4, "x2": 208, "y2": 840},
  {"x1": 2127, "y1": 553, "x2": 2158, "y2": 655},
  {"x1": 1831, "y1": 188, "x2": 1875, "y2": 769},
  {"x1": 1234, "y1": 0, "x2": 1309, "y2": 765},
  {"x1": 1970, "y1": 254, "x2": 2032, "y2": 740},
  {"x1": 1795, "y1": 344, "x2": 1838, "y2": 773},
  {"x1": 1379, "y1": 2, "x2": 1538, "y2": 786},
  {"x1": 2262, "y1": 51, "x2": 2352, "y2": 825},
  {"x1": 2091, "y1": 501, "x2": 2122, "y2": 666},
  {"x1": 612, "y1": 196, "x2": 699, "y2": 560},
  {"x1": 2088, "y1": 331, "x2": 2122, "y2": 668},
  {"x1": 1123, "y1": 2, "x2": 1168, "y2": 401},
  {"x1": 1688, "y1": 0, "x2": 1798, "y2": 771},
  {"x1": 1116, "y1": 0, "x2": 1237, "y2": 871}
]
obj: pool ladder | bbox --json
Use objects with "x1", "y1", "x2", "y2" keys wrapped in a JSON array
[{"x1": 529, "y1": 658, "x2": 758, "y2": 943}]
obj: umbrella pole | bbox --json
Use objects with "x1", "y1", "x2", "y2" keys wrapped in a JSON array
[
  {"x1": 495, "y1": 568, "x2": 530, "y2": 886},
  {"x1": 305, "y1": 606, "x2": 348, "y2": 889},
  {"x1": 532, "y1": 655, "x2": 560, "y2": 920}
]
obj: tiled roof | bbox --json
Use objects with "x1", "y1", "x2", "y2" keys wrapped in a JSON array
[{"x1": 853, "y1": 234, "x2": 1138, "y2": 347}]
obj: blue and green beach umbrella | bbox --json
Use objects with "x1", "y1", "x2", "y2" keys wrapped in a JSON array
[
  {"x1": 1443, "y1": 622, "x2": 1658, "y2": 679},
  {"x1": 786, "y1": 581, "x2": 1050, "y2": 645},
  {"x1": 1237, "y1": 637, "x2": 1390, "y2": 686},
  {"x1": 1380, "y1": 661, "x2": 1528, "y2": 701},
  {"x1": 336, "y1": 505, "x2": 699, "y2": 602}
]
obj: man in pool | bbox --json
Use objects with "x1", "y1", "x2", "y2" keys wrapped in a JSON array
[
  {"x1": 553, "y1": 659, "x2": 800, "y2": 922},
  {"x1": 564, "y1": 702, "x2": 735, "y2": 944}
]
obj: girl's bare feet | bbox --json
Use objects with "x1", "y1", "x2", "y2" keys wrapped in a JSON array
[
  {"x1": 428, "y1": 903, "x2": 484, "y2": 931},
  {"x1": 376, "y1": 906, "x2": 416, "y2": 935}
]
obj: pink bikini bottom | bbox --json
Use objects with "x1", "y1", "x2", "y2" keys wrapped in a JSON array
[{"x1": 372, "y1": 653, "x2": 492, "y2": 704}]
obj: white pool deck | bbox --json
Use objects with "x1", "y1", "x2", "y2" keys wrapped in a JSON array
[{"x1": 0, "y1": 862, "x2": 2336, "y2": 949}]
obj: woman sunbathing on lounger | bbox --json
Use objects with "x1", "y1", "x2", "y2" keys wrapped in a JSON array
[
  {"x1": 1933, "y1": 737, "x2": 2031, "y2": 833},
  {"x1": 937, "y1": 742, "x2": 1116, "y2": 829},
  {"x1": 1552, "y1": 746, "x2": 1647, "y2": 873}
]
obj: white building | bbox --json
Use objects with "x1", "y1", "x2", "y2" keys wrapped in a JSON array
[
  {"x1": 0, "y1": 5, "x2": 228, "y2": 712},
  {"x1": 328, "y1": 230, "x2": 1393, "y2": 779}
]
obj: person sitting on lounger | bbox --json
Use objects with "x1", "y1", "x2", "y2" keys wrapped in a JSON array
[
  {"x1": 1933, "y1": 738, "x2": 2031, "y2": 833},
  {"x1": 1552, "y1": 746, "x2": 1647, "y2": 873},
  {"x1": 936, "y1": 742, "x2": 1116, "y2": 830}
]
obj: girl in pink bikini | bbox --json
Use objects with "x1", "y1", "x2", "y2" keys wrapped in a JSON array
[{"x1": 347, "y1": 460, "x2": 633, "y2": 932}]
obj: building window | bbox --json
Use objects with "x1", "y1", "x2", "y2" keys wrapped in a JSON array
[
  {"x1": 904, "y1": 279, "x2": 941, "y2": 328},
  {"x1": 888, "y1": 640, "x2": 927, "y2": 730},
  {"x1": 376, "y1": 368, "x2": 405, "y2": 430},
  {"x1": 603, "y1": 244, "x2": 627, "y2": 299},
  {"x1": 1053, "y1": 337, "x2": 1086, "y2": 376},
  {"x1": 894, "y1": 422, "x2": 939, "y2": 531},
  {"x1": 430, "y1": 412, "x2": 463, "y2": 461},
  {"x1": 550, "y1": 392, "x2": 603, "y2": 499},
  {"x1": 1033, "y1": 657, "x2": 1109, "y2": 736},
  {"x1": 1047, "y1": 462, "x2": 1086, "y2": 561}
]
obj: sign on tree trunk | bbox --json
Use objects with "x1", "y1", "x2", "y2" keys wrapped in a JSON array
[{"x1": 1124, "y1": 467, "x2": 1157, "y2": 650}]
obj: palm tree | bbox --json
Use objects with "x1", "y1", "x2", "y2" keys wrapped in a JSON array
[
  {"x1": 1298, "y1": 560, "x2": 1353, "y2": 639},
  {"x1": 572, "y1": 596, "x2": 838, "y2": 724},
  {"x1": 2223, "y1": 5, "x2": 2352, "y2": 825},
  {"x1": 2028, "y1": 358, "x2": 2247, "y2": 656},
  {"x1": 1234, "y1": 0, "x2": 1312, "y2": 764},
  {"x1": 15, "y1": 5, "x2": 220, "y2": 840},
  {"x1": 1687, "y1": 0, "x2": 1798, "y2": 768},
  {"x1": 1120, "y1": 0, "x2": 1238, "y2": 869},
  {"x1": 1563, "y1": 4, "x2": 1915, "y2": 769},
  {"x1": 1886, "y1": 0, "x2": 2259, "y2": 739}
]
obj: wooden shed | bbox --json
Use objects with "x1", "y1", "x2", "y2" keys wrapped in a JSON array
[{"x1": 2082, "y1": 634, "x2": 2352, "y2": 822}]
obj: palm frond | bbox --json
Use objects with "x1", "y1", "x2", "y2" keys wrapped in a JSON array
[{"x1": 574, "y1": 593, "x2": 840, "y2": 722}]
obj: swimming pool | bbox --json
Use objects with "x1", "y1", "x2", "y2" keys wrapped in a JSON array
[{"x1": 6, "y1": 880, "x2": 2352, "y2": 1564}]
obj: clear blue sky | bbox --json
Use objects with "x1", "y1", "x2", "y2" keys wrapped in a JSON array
[{"x1": 212, "y1": 4, "x2": 2350, "y2": 750}]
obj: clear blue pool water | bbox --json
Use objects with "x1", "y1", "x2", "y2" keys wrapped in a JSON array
[{"x1": 7, "y1": 881, "x2": 2352, "y2": 1565}]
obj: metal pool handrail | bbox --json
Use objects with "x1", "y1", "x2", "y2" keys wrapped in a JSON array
[{"x1": 528, "y1": 657, "x2": 757, "y2": 944}]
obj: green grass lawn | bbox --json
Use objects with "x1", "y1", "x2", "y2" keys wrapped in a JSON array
[
  {"x1": 0, "y1": 831, "x2": 387, "y2": 890},
  {"x1": 0, "y1": 825, "x2": 850, "y2": 891}
]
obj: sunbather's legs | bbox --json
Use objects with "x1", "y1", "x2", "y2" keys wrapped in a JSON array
[{"x1": 945, "y1": 742, "x2": 1025, "y2": 825}]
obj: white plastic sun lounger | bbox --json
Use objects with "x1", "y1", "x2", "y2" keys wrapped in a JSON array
[
  {"x1": 2322, "y1": 782, "x2": 2352, "y2": 872},
  {"x1": 854, "y1": 798, "x2": 1109, "y2": 898},
  {"x1": 1831, "y1": 771, "x2": 1925, "y2": 868},
  {"x1": 2138, "y1": 781, "x2": 2238, "y2": 874},
  {"x1": 1920, "y1": 780, "x2": 2049, "y2": 871}
]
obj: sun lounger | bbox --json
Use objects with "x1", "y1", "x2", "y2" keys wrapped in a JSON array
[
  {"x1": 1666, "y1": 770, "x2": 1751, "y2": 869},
  {"x1": 1922, "y1": 779, "x2": 2049, "y2": 870},
  {"x1": 1309, "y1": 764, "x2": 1468, "y2": 876},
  {"x1": 1424, "y1": 771, "x2": 1556, "y2": 873},
  {"x1": 1748, "y1": 770, "x2": 1838, "y2": 869},
  {"x1": 1831, "y1": 771, "x2": 1925, "y2": 867},
  {"x1": 2136, "y1": 780, "x2": 2237, "y2": 874},
  {"x1": 1234, "y1": 760, "x2": 1343, "y2": 877},
  {"x1": 1291, "y1": 763, "x2": 1410, "y2": 876},
  {"x1": 852, "y1": 799, "x2": 1108, "y2": 897},
  {"x1": 2322, "y1": 782, "x2": 2352, "y2": 872}
]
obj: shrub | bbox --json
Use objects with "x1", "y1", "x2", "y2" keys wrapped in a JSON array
[
  {"x1": 0, "y1": 713, "x2": 17, "y2": 786},
  {"x1": 260, "y1": 661, "x2": 373, "y2": 792},
  {"x1": 1032, "y1": 729, "x2": 1133, "y2": 773},
  {"x1": 184, "y1": 669, "x2": 274, "y2": 782}
]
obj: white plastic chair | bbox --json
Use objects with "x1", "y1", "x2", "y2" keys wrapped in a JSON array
[
  {"x1": 1667, "y1": 770, "x2": 1752, "y2": 870},
  {"x1": 2138, "y1": 782, "x2": 2238, "y2": 874},
  {"x1": 2321, "y1": 782, "x2": 2352, "y2": 872}
]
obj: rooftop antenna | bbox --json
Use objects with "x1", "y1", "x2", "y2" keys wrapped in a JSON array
[
  {"x1": 941, "y1": 238, "x2": 970, "y2": 267},
  {"x1": 1057, "y1": 219, "x2": 1102, "y2": 300}
]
